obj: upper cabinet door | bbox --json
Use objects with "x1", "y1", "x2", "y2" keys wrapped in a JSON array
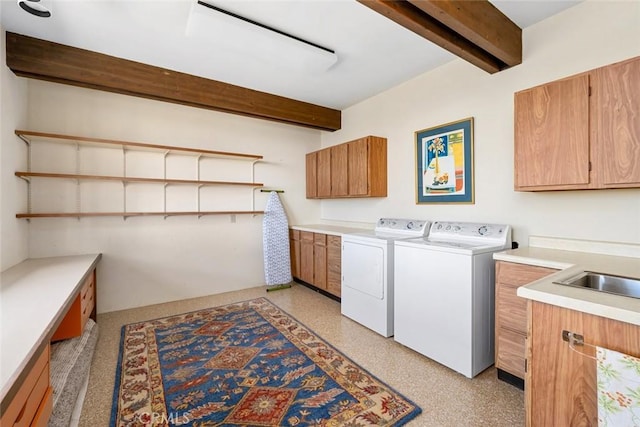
[
  {"x1": 592, "y1": 56, "x2": 640, "y2": 187},
  {"x1": 317, "y1": 148, "x2": 332, "y2": 198},
  {"x1": 348, "y1": 138, "x2": 369, "y2": 196},
  {"x1": 514, "y1": 74, "x2": 591, "y2": 190},
  {"x1": 305, "y1": 152, "x2": 317, "y2": 198},
  {"x1": 330, "y1": 144, "x2": 348, "y2": 197}
]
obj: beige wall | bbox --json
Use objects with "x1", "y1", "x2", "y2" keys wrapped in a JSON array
[
  {"x1": 320, "y1": 0, "x2": 640, "y2": 246},
  {"x1": 24, "y1": 82, "x2": 322, "y2": 312},
  {"x1": 1, "y1": 27, "x2": 29, "y2": 271}
]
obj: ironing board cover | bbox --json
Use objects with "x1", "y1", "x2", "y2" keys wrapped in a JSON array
[{"x1": 262, "y1": 191, "x2": 292, "y2": 286}]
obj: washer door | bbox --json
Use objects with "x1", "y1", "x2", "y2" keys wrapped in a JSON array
[{"x1": 342, "y1": 240, "x2": 385, "y2": 299}]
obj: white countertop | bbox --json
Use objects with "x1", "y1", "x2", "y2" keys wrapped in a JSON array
[
  {"x1": 0, "y1": 254, "x2": 102, "y2": 402},
  {"x1": 494, "y1": 246, "x2": 640, "y2": 326},
  {"x1": 290, "y1": 224, "x2": 373, "y2": 236}
]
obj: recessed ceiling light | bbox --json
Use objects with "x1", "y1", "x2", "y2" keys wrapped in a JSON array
[{"x1": 17, "y1": 0, "x2": 52, "y2": 18}]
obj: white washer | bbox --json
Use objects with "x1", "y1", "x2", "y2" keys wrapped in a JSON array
[
  {"x1": 341, "y1": 218, "x2": 430, "y2": 337},
  {"x1": 394, "y1": 221, "x2": 511, "y2": 378}
]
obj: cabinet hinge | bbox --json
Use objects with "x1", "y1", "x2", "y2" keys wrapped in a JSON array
[
  {"x1": 588, "y1": 161, "x2": 592, "y2": 171},
  {"x1": 524, "y1": 358, "x2": 527, "y2": 373},
  {"x1": 588, "y1": 86, "x2": 592, "y2": 96}
]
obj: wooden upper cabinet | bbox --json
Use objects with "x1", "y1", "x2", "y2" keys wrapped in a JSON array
[
  {"x1": 592, "y1": 56, "x2": 640, "y2": 187},
  {"x1": 317, "y1": 148, "x2": 332, "y2": 198},
  {"x1": 514, "y1": 55, "x2": 640, "y2": 191},
  {"x1": 305, "y1": 135, "x2": 387, "y2": 199},
  {"x1": 305, "y1": 152, "x2": 317, "y2": 198},
  {"x1": 515, "y1": 74, "x2": 590, "y2": 190},
  {"x1": 331, "y1": 144, "x2": 348, "y2": 197}
]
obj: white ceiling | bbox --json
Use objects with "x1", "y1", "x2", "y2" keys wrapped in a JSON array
[{"x1": 1, "y1": 0, "x2": 581, "y2": 110}]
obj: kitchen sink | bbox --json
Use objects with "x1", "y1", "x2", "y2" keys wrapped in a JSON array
[{"x1": 554, "y1": 271, "x2": 640, "y2": 299}]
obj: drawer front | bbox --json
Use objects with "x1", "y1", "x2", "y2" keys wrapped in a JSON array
[
  {"x1": 1, "y1": 345, "x2": 50, "y2": 427},
  {"x1": 290, "y1": 229, "x2": 300, "y2": 240},
  {"x1": 29, "y1": 387, "x2": 52, "y2": 427},
  {"x1": 81, "y1": 277, "x2": 95, "y2": 316},
  {"x1": 496, "y1": 261, "x2": 557, "y2": 286},
  {"x1": 496, "y1": 282, "x2": 528, "y2": 333},
  {"x1": 496, "y1": 328, "x2": 527, "y2": 379},
  {"x1": 300, "y1": 231, "x2": 314, "y2": 242}
]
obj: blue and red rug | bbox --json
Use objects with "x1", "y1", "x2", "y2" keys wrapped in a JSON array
[{"x1": 110, "y1": 297, "x2": 421, "y2": 426}]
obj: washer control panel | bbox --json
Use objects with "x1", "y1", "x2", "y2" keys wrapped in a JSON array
[{"x1": 375, "y1": 218, "x2": 430, "y2": 236}]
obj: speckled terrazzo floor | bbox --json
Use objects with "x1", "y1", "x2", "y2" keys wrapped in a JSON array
[{"x1": 79, "y1": 283, "x2": 524, "y2": 426}]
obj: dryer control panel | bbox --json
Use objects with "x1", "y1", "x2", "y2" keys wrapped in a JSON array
[{"x1": 429, "y1": 221, "x2": 511, "y2": 246}]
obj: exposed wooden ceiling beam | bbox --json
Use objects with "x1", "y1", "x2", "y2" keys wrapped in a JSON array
[
  {"x1": 5, "y1": 32, "x2": 341, "y2": 132},
  {"x1": 357, "y1": 0, "x2": 522, "y2": 74}
]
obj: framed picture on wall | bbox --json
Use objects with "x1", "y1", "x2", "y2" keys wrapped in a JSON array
[{"x1": 415, "y1": 117, "x2": 474, "y2": 204}]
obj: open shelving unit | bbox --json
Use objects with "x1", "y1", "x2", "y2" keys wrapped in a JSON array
[{"x1": 15, "y1": 130, "x2": 267, "y2": 219}]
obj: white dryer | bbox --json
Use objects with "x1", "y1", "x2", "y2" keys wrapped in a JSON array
[
  {"x1": 394, "y1": 221, "x2": 511, "y2": 378},
  {"x1": 341, "y1": 218, "x2": 430, "y2": 337}
]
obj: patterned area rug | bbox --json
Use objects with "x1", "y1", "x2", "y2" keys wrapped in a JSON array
[{"x1": 111, "y1": 297, "x2": 421, "y2": 426}]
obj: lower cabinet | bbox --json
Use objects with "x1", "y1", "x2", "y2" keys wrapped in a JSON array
[
  {"x1": 327, "y1": 236, "x2": 341, "y2": 297},
  {"x1": 495, "y1": 261, "x2": 557, "y2": 384},
  {"x1": 0, "y1": 344, "x2": 53, "y2": 427},
  {"x1": 526, "y1": 301, "x2": 640, "y2": 426},
  {"x1": 51, "y1": 269, "x2": 97, "y2": 341},
  {"x1": 290, "y1": 229, "x2": 341, "y2": 298}
]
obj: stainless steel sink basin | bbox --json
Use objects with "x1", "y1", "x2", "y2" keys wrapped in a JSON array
[{"x1": 554, "y1": 271, "x2": 640, "y2": 299}]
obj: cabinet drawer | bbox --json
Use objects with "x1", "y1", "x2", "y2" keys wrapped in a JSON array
[
  {"x1": 496, "y1": 328, "x2": 526, "y2": 379},
  {"x1": 496, "y1": 282, "x2": 528, "y2": 333},
  {"x1": 81, "y1": 285, "x2": 95, "y2": 327},
  {"x1": 29, "y1": 386, "x2": 53, "y2": 427},
  {"x1": 1, "y1": 345, "x2": 50, "y2": 427},
  {"x1": 496, "y1": 261, "x2": 557, "y2": 286},
  {"x1": 300, "y1": 231, "x2": 314, "y2": 242},
  {"x1": 290, "y1": 229, "x2": 300, "y2": 240}
]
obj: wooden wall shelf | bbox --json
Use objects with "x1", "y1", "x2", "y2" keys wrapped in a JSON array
[
  {"x1": 17, "y1": 211, "x2": 265, "y2": 219},
  {"x1": 15, "y1": 130, "x2": 263, "y2": 160},
  {"x1": 15, "y1": 130, "x2": 269, "y2": 219},
  {"x1": 15, "y1": 172, "x2": 264, "y2": 187}
]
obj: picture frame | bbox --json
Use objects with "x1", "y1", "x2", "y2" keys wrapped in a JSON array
[{"x1": 415, "y1": 117, "x2": 474, "y2": 204}]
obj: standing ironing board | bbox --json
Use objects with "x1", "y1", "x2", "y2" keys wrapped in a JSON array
[{"x1": 262, "y1": 191, "x2": 292, "y2": 290}]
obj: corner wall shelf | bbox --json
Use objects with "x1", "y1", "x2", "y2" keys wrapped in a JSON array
[{"x1": 15, "y1": 130, "x2": 268, "y2": 219}]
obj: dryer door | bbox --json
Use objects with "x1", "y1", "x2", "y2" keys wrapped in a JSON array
[{"x1": 342, "y1": 240, "x2": 385, "y2": 299}]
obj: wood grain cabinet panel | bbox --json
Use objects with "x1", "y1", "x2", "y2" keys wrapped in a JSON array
[
  {"x1": 313, "y1": 233, "x2": 327, "y2": 290},
  {"x1": 592, "y1": 56, "x2": 640, "y2": 187},
  {"x1": 495, "y1": 261, "x2": 556, "y2": 382},
  {"x1": 326, "y1": 236, "x2": 341, "y2": 297},
  {"x1": 330, "y1": 144, "x2": 348, "y2": 197},
  {"x1": 526, "y1": 301, "x2": 640, "y2": 426},
  {"x1": 515, "y1": 74, "x2": 590, "y2": 189},
  {"x1": 305, "y1": 152, "x2": 317, "y2": 199},
  {"x1": 289, "y1": 229, "x2": 301, "y2": 279},
  {"x1": 291, "y1": 230, "x2": 342, "y2": 299},
  {"x1": 514, "y1": 55, "x2": 640, "y2": 191},
  {"x1": 299, "y1": 232, "x2": 314, "y2": 285},
  {"x1": 316, "y1": 148, "x2": 332, "y2": 198},
  {"x1": 305, "y1": 136, "x2": 387, "y2": 199}
]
